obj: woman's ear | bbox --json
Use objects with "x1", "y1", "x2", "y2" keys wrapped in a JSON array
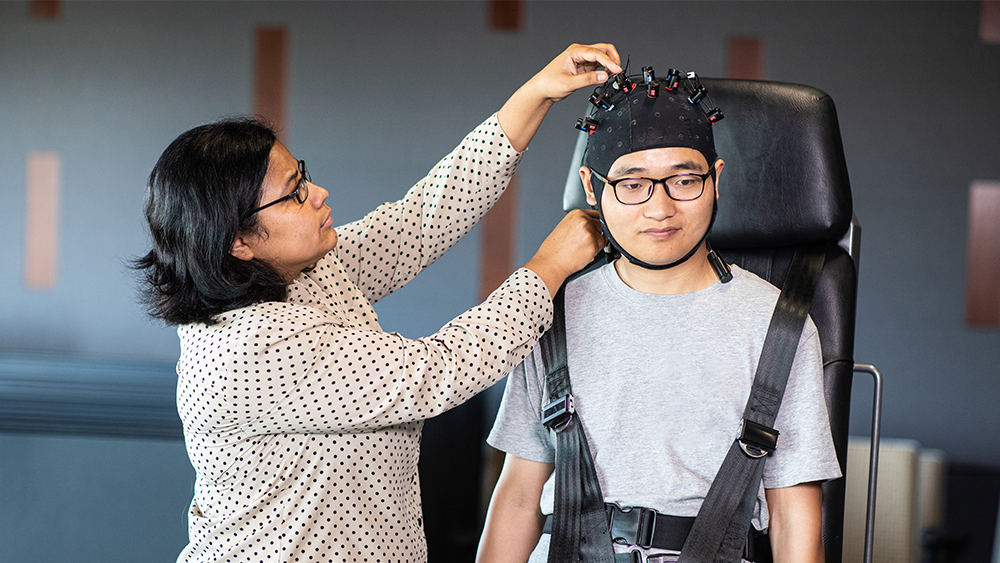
[
  {"x1": 231, "y1": 234, "x2": 255, "y2": 262},
  {"x1": 580, "y1": 166, "x2": 598, "y2": 206}
]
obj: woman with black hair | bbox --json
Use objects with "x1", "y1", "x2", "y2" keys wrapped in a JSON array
[{"x1": 135, "y1": 44, "x2": 620, "y2": 563}]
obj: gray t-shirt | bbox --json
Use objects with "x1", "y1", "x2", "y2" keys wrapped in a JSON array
[{"x1": 487, "y1": 263, "x2": 841, "y2": 556}]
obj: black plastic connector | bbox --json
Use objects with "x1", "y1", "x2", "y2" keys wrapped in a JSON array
[
  {"x1": 541, "y1": 395, "x2": 575, "y2": 430},
  {"x1": 738, "y1": 419, "x2": 779, "y2": 458}
]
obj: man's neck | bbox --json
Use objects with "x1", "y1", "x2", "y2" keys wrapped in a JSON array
[{"x1": 613, "y1": 250, "x2": 721, "y2": 295}]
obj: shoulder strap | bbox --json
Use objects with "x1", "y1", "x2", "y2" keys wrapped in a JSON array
[
  {"x1": 541, "y1": 252, "x2": 610, "y2": 412},
  {"x1": 678, "y1": 243, "x2": 828, "y2": 563},
  {"x1": 542, "y1": 267, "x2": 616, "y2": 563}
]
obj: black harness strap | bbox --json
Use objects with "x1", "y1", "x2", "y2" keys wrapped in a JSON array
[
  {"x1": 677, "y1": 244, "x2": 828, "y2": 563},
  {"x1": 543, "y1": 285, "x2": 616, "y2": 563}
]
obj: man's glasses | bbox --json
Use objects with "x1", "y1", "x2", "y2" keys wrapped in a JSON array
[
  {"x1": 592, "y1": 168, "x2": 712, "y2": 205},
  {"x1": 245, "y1": 160, "x2": 310, "y2": 218}
]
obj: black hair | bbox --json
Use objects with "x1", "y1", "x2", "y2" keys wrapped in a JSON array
[{"x1": 132, "y1": 117, "x2": 288, "y2": 325}]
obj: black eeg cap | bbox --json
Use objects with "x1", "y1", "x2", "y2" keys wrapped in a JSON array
[{"x1": 581, "y1": 67, "x2": 721, "y2": 178}]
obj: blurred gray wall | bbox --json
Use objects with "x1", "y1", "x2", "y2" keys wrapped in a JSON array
[{"x1": 1, "y1": 1, "x2": 999, "y2": 560}]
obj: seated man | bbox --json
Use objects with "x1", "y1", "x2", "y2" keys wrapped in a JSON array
[{"x1": 476, "y1": 67, "x2": 842, "y2": 563}]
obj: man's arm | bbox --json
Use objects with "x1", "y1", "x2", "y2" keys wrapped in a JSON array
[
  {"x1": 764, "y1": 481, "x2": 825, "y2": 563},
  {"x1": 477, "y1": 454, "x2": 554, "y2": 563}
]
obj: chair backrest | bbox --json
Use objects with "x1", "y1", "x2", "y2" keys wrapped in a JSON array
[{"x1": 563, "y1": 78, "x2": 857, "y2": 563}]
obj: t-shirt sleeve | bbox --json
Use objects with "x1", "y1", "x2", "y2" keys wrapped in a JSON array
[
  {"x1": 763, "y1": 319, "x2": 843, "y2": 489},
  {"x1": 486, "y1": 345, "x2": 557, "y2": 463}
]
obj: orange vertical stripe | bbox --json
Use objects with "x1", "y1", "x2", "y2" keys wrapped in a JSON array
[
  {"x1": 965, "y1": 181, "x2": 1000, "y2": 326},
  {"x1": 254, "y1": 27, "x2": 288, "y2": 141},
  {"x1": 24, "y1": 152, "x2": 61, "y2": 289},
  {"x1": 489, "y1": 0, "x2": 523, "y2": 31},
  {"x1": 478, "y1": 176, "x2": 519, "y2": 300},
  {"x1": 727, "y1": 36, "x2": 765, "y2": 80},
  {"x1": 982, "y1": 1, "x2": 1000, "y2": 44},
  {"x1": 477, "y1": 175, "x2": 519, "y2": 521},
  {"x1": 29, "y1": 0, "x2": 61, "y2": 19}
]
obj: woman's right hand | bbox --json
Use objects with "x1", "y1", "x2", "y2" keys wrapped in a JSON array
[
  {"x1": 497, "y1": 43, "x2": 622, "y2": 152},
  {"x1": 524, "y1": 209, "x2": 606, "y2": 298}
]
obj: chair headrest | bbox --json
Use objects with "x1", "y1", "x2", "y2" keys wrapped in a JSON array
[{"x1": 563, "y1": 78, "x2": 853, "y2": 248}]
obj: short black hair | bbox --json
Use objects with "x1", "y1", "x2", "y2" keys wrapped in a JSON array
[{"x1": 133, "y1": 117, "x2": 288, "y2": 325}]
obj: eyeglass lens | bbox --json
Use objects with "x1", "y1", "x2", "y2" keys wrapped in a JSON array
[
  {"x1": 613, "y1": 175, "x2": 705, "y2": 204},
  {"x1": 294, "y1": 160, "x2": 310, "y2": 203}
]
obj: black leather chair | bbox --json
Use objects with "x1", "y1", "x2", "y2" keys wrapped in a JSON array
[{"x1": 562, "y1": 78, "x2": 881, "y2": 563}]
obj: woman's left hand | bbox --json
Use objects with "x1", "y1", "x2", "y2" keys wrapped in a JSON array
[
  {"x1": 524, "y1": 43, "x2": 623, "y2": 103},
  {"x1": 498, "y1": 43, "x2": 622, "y2": 151},
  {"x1": 524, "y1": 209, "x2": 606, "y2": 298}
]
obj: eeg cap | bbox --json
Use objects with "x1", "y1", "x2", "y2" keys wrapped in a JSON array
[{"x1": 580, "y1": 67, "x2": 721, "y2": 177}]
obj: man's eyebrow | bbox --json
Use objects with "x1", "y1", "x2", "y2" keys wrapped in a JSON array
[{"x1": 611, "y1": 160, "x2": 707, "y2": 177}]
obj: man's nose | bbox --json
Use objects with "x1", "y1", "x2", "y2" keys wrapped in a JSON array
[{"x1": 643, "y1": 182, "x2": 677, "y2": 217}]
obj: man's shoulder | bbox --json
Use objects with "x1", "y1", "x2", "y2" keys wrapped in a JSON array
[
  {"x1": 712, "y1": 266, "x2": 785, "y2": 321},
  {"x1": 564, "y1": 261, "x2": 613, "y2": 297},
  {"x1": 728, "y1": 265, "x2": 780, "y2": 296},
  {"x1": 566, "y1": 259, "x2": 611, "y2": 285},
  {"x1": 727, "y1": 266, "x2": 821, "y2": 341}
]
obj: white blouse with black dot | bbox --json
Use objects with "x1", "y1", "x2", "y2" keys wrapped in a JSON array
[{"x1": 174, "y1": 115, "x2": 554, "y2": 563}]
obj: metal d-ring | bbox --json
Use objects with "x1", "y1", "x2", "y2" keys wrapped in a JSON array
[
  {"x1": 738, "y1": 440, "x2": 770, "y2": 459},
  {"x1": 626, "y1": 544, "x2": 648, "y2": 563}
]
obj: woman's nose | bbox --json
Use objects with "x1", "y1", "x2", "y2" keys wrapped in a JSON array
[{"x1": 310, "y1": 182, "x2": 329, "y2": 205}]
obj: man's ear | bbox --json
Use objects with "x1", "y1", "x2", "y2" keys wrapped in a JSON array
[
  {"x1": 231, "y1": 233, "x2": 255, "y2": 262},
  {"x1": 580, "y1": 166, "x2": 598, "y2": 206},
  {"x1": 712, "y1": 159, "x2": 725, "y2": 201}
]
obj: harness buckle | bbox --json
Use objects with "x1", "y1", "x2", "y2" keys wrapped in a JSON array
[
  {"x1": 609, "y1": 504, "x2": 655, "y2": 548},
  {"x1": 541, "y1": 395, "x2": 575, "y2": 431},
  {"x1": 738, "y1": 419, "x2": 779, "y2": 459}
]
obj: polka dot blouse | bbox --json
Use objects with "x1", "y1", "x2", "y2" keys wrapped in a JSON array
[{"x1": 174, "y1": 115, "x2": 554, "y2": 563}]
